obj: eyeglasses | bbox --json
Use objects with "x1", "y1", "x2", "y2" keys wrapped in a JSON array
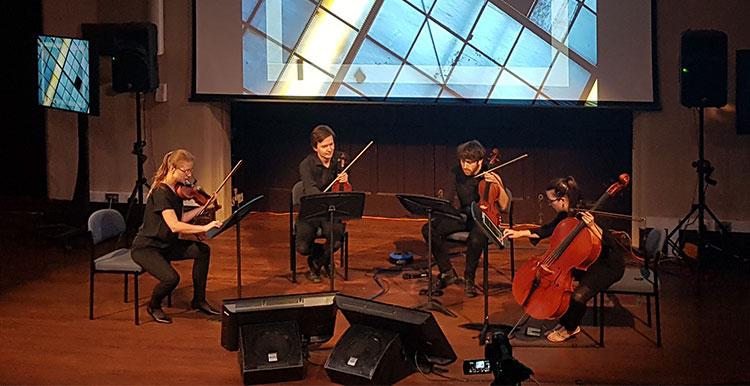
[
  {"x1": 176, "y1": 167, "x2": 193, "y2": 175},
  {"x1": 546, "y1": 197, "x2": 563, "y2": 205}
]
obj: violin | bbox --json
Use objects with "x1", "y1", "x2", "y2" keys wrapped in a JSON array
[
  {"x1": 331, "y1": 152, "x2": 353, "y2": 192},
  {"x1": 511, "y1": 173, "x2": 630, "y2": 320},
  {"x1": 474, "y1": 153, "x2": 528, "y2": 227},
  {"x1": 477, "y1": 177, "x2": 503, "y2": 226},
  {"x1": 176, "y1": 177, "x2": 221, "y2": 224},
  {"x1": 176, "y1": 178, "x2": 212, "y2": 206},
  {"x1": 324, "y1": 140, "x2": 374, "y2": 193}
]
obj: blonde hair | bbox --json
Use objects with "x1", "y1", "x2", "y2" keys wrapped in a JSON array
[{"x1": 148, "y1": 149, "x2": 195, "y2": 197}]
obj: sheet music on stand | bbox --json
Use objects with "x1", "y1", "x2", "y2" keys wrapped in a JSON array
[{"x1": 206, "y1": 195, "x2": 263, "y2": 239}]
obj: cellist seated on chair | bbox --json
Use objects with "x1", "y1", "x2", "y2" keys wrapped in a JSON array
[
  {"x1": 296, "y1": 124, "x2": 348, "y2": 283},
  {"x1": 422, "y1": 140, "x2": 509, "y2": 298},
  {"x1": 503, "y1": 176, "x2": 626, "y2": 343}
]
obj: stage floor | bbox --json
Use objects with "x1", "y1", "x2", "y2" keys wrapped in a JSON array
[{"x1": 1, "y1": 212, "x2": 749, "y2": 384}]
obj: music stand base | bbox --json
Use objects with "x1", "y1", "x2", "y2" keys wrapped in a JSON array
[{"x1": 415, "y1": 299, "x2": 457, "y2": 318}]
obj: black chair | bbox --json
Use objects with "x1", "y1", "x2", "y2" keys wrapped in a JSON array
[
  {"x1": 87, "y1": 209, "x2": 143, "y2": 325},
  {"x1": 595, "y1": 227, "x2": 666, "y2": 347},
  {"x1": 289, "y1": 181, "x2": 349, "y2": 283}
]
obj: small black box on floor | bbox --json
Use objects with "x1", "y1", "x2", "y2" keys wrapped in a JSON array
[
  {"x1": 238, "y1": 321, "x2": 304, "y2": 385},
  {"x1": 325, "y1": 324, "x2": 413, "y2": 385}
]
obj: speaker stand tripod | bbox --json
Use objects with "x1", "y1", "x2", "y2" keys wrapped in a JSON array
[
  {"x1": 667, "y1": 106, "x2": 732, "y2": 270},
  {"x1": 121, "y1": 92, "x2": 149, "y2": 238}
]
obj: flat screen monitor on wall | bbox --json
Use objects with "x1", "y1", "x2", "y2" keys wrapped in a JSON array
[
  {"x1": 37, "y1": 34, "x2": 99, "y2": 115},
  {"x1": 193, "y1": 0, "x2": 657, "y2": 108}
]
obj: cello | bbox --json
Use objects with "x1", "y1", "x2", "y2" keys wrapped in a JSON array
[{"x1": 511, "y1": 173, "x2": 630, "y2": 320}]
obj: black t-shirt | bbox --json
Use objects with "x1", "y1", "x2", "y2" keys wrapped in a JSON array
[
  {"x1": 299, "y1": 152, "x2": 339, "y2": 196},
  {"x1": 132, "y1": 184, "x2": 183, "y2": 249}
]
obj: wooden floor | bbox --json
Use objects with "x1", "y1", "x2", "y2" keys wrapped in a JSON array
[{"x1": 1, "y1": 211, "x2": 749, "y2": 384}]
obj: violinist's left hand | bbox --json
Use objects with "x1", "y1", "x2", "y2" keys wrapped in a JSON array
[
  {"x1": 337, "y1": 172, "x2": 349, "y2": 184},
  {"x1": 484, "y1": 171, "x2": 502, "y2": 186}
]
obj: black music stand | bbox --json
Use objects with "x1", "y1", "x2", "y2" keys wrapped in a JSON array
[
  {"x1": 468, "y1": 202, "x2": 513, "y2": 344},
  {"x1": 396, "y1": 194, "x2": 463, "y2": 318},
  {"x1": 299, "y1": 192, "x2": 365, "y2": 292},
  {"x1": 206, "y1": 195, "x2": 263, "y2": 297}
]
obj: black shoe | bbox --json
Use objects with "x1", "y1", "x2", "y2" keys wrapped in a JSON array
[
  {"x1": 147, "y1": 306, "x2": 173, "y2": 324},
  {"x1": 464, "y1": 279, "x2": 478, "y2": 298},
  {"x1": 436, "y1": 269, "x2": 459, "y2": 289},
  {"x1": 190, "y1": 300, "x2": 220, "y2": 315}
]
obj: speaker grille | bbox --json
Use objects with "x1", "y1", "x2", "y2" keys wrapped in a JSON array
[
  {"x1": 239, "y1": 321, "x2": 304, "y2": 384},
  {"x1": 680, "y1": 30, "x2": 727, "y2": 108}
]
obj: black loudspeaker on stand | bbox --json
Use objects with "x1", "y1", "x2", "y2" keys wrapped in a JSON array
[
  {"x1": 82, "y1": 22, "x2": 159, "y2": 93},
  {"x1": 83, "y1": 22, "x2": 159, "y2": 233},
  {"x1": 670, "y1": 29, "x2": 732, "y2": 267}
]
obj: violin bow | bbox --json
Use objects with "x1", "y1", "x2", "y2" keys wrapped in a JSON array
[
  {"x1": 474, "y1": 153, "x2": 529, "y2": 179},
  {"x1": 323, "y1": 140, "x2": 374, "y2": 192},
  {"x1": 195, "y1": 159, "x2": 243, "y2": 218}
]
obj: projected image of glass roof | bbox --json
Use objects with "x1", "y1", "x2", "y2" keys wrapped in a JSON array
[
  {"x1": 38, "y1": 36, "x2": 91, "y2": 114},
  {"x1": 241, "y1": 0, "x2": 597, "y2": 104}
]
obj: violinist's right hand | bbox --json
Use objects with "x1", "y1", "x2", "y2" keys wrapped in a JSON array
[{"x1": 202, "y1": 220, "x2": 222, "y2": 232}]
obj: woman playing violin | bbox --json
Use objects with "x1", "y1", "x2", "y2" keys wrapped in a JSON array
[
  {"x1": 503, "y1": 176, "x2": 625, "y2": 342},
  {"x1": 131, "y1": 149, "x2": 222, "y2": 324},
  {"x1": 297, "y1": 125, "x2": 349, "y2": 283},
  {"x1": 423, "y1": 140, "x2": 509, "y2": 297}
]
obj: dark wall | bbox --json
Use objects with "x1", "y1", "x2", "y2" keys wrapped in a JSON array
[
  {"x1": 0, "y1": 1, "x2": 45, "y2": 200},
  {"x1": 231, "y1": 102, "x2": 632, "y2": 224}
]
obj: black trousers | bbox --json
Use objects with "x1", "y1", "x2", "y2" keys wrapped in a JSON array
[
  {"x1": 131, "y1": 239, "x2": 211, "y2": 309},
  {"x1": 295, "y1": 218, "x2": 344, "y2": 269},
  {"x1": 421, "y1": 215, "x2": 487, "y2": 281},
  {"x1": 559, "y1": 245, "x2": 626, "y2": 331}
]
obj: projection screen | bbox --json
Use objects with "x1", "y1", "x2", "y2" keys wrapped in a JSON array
[{"x1": 194, "y1": 0, "x2": 656, "y2": 107}]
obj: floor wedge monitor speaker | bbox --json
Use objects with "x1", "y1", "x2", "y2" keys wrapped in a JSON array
[{"x1": 324, "y1": 294, "x2": 456, "y2": 385}]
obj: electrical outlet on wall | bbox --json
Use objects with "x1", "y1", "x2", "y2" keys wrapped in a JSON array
[{"x1": 104, "y1": 193, "x2": 119, "y2": 203}]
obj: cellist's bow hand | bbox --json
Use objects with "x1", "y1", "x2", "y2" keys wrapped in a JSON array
[
  {"x1": 337, "y1": 172, "x2": 349, "y2": 184},
  {"x1": 502, "y1": 229, "x2": 524, "y2": 239}
]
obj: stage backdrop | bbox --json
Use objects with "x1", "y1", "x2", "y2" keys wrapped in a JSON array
[{"x1": 231, "y1": 102, "x2": 632, "y2": 227}]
